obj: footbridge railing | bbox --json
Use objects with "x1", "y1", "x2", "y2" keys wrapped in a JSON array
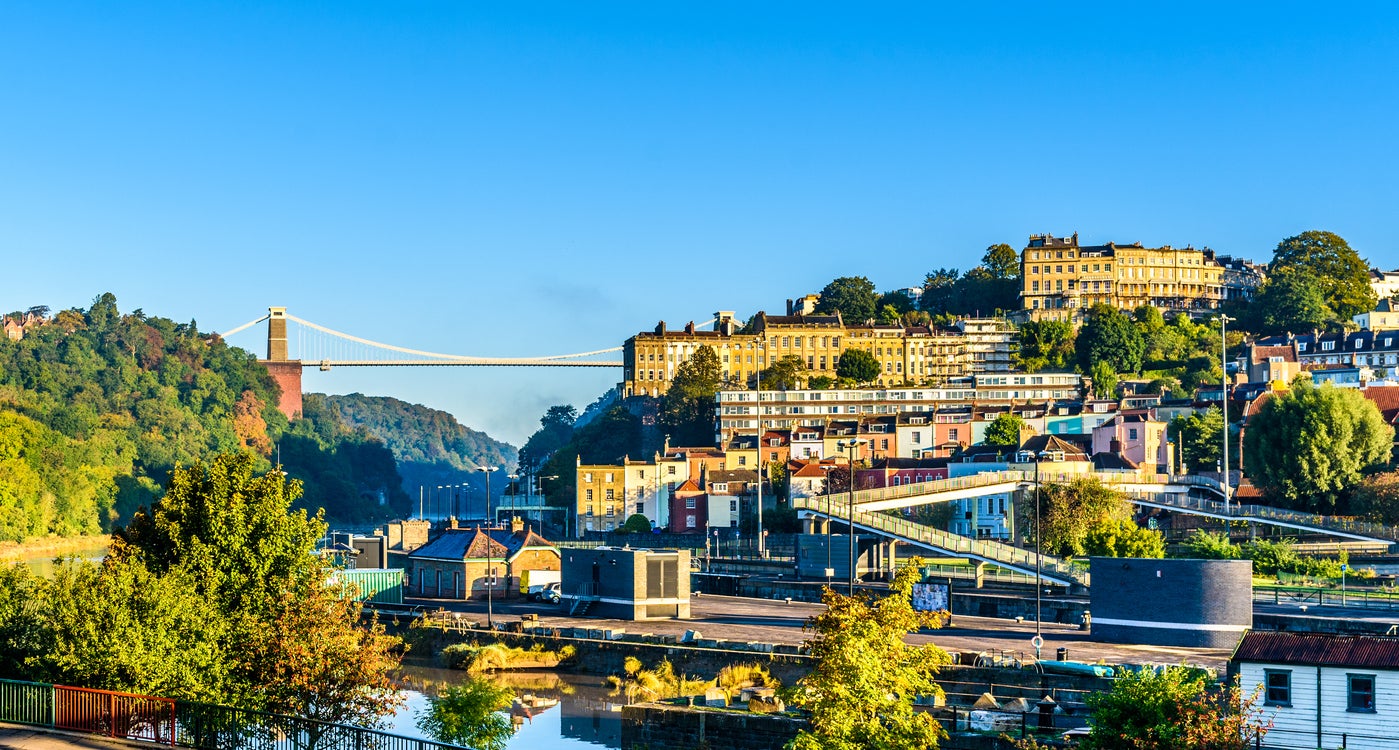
[
  {"x1": 0, "y1": 678, "x2": 471, "y2": 750},
  {"x1": 791, "y1": 494, "x2": 1084, "y2": 586}
]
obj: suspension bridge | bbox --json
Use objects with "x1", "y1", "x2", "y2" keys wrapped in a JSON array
[{"x1": 221, "y1": 307, "x2": 627, "y2": 369}]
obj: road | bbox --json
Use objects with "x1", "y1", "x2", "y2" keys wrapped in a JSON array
[{"x1": 401, "y1": 593, "x2": 1235, "y2": 670}]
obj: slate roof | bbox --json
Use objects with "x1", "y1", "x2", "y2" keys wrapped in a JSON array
[
  {"x1": 408, "y1": 527, "x2": 556, "y2": 562},
  {"x1": 1232, "y1": 632, "x2": 1399, "y2": 670},
  {"x1": 871, "y1": 457, "x2": 951, "y2": 471},
  {"x1": 1020, "y1": 434, "x2": 1090, "y2": 458},
  {"x1": 1091, "y1": 452, "x2": 1139, "y2": 471}
]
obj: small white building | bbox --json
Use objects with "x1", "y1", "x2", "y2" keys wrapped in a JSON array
[{"x1": 1232, "y1": 631, "x2": 1399, "y2": 750}]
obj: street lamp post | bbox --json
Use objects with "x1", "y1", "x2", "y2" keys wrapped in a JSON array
[
  {"x1": 822, "y1": 464, "x2": 836, "y2": 587},
  {"x1": 1033, "y1": 449, "x2": 1050, "y2": 660},
  {"x1": 838, "y1": 440, "x2": 860, "y2": 596},
  {"x1": 755, "y1": 364, "x2": 765, "y2": 557},
  {"x1": 1220, "y1": 314, "x2": 1234, "y2": 513},
  {"x1": 477, "y1": 465, "x2": 500, "y2": 629}
]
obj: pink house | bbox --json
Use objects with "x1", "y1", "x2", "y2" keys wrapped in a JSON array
[{"x1": 1090, "y1": 411, "x2": 1168, "y2": 471}]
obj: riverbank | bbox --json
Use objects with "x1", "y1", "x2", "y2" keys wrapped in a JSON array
[{"x1": 0, "y1": 535, "x2": 110, "y2": 563}]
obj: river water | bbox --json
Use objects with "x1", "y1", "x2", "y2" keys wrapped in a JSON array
[{"x1": 387, "y1": 666, "x2": 624, "y2": 749}]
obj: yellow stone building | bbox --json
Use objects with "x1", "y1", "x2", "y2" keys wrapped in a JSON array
[
  {"x1": 1020, "y1": 233, "x2": 1225, "y2": 322},
  {"x1": 621, "y1": 311, "x2": 1015, "y2": 396}
]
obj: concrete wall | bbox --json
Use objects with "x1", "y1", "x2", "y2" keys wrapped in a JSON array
[{"x1": 1089, "y1": 557, "x2": 1252, "y2": 647}]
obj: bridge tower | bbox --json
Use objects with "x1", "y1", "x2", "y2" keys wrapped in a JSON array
[{"x1": 261, "y1": 307, "x2": 303, "y2": 419}]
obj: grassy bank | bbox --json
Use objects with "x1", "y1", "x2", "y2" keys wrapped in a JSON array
[{"x1": 0, "y1": 534, "x2": 112, "y2": 562}]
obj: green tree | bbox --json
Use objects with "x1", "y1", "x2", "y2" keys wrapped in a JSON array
[
  {"x1": 982, "y1": 413, "x2": 1026, "y2": 447},
  {"x1": 519, "y1": 404, "x2": 577, "y2": 470},
  {"x1": 1077, "y1": 305, "x2": 1145, "y2": 375},
  {"x1": 1269, "y1": 230, "x2": 1376, "y2": 322},
  {"x1": 1253, "y1": 268, "x2": 1335, "y2": 334},
  {"x1": 981, "y1": 243, "x2": 1019, "y2": 280},
  {"x1": 1168, "y1": 407, "x2": 1228, "y2": 473},
  {"x1": 815, "y1": 277, "x2": 879, "y2": 323},
  {"x1": 808, "y1": 375, "x2": 836, "y2": 389},
  {"x1": 31, "y1": 554, "x2": 230, "y2": 700},
  {"x1": 660, "y1": 345, "x2": 726, "y2": 446},
  {"x1": 762, "y1": 355, "x2": 808, "y2": 390},
  {"x1": 786, "y1": 560, "x2": 949, "y2": 750},
  {"x1": 617, "y1": 513, "x2": 653, "y2": 534},
  {"x1": 0, "y1": 564, "x2": 50, "y2": 680},
  {"x1": 1082, "y1": 518, "x2": 1165, "y2": 558},
  {"x1": 876, "y1": 290, "x2": 916, "y2": 315},
  {"x1": 919, "y1": 269, "x2": 961, "y2": 316},
  {"x1": 1090, "y1": 361, "x2": 1118, "y2": 400},
  {"x1": 1021, "y1": 477, "x2": 1130, "y2": 557},
  {"x1": 1352, "y1": 472, "x2": 1399, "y2": 524},
  {"x1": 1079, "y1": 667, "x2": 1266, "y2": 750},
  {"x1": 1016, "y1": 320, "x2": 1076, "y2": 372},
  {"x1": 835, "y1": 349, "x2": 881, "y2": 385},
  {"x1": 1181, "y1": 530, "x2": 1242, "y2": 560},
  {"x1": 416, "y1": 678, "x2": 515, "y2": 750},
  {"x1": 116, "y1": 452, "x2": 326, "y2": 620},
  {"x1": 114, "y1": 453, "x2": 403, "y2": 722},
  {"x1": 1242, "y1": 379, "x2": 1393, "y2": 511}
]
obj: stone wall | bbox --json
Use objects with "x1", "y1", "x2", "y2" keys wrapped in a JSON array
[{"x1": 620, "y1": 703, "x2": 804, "y2": 750}]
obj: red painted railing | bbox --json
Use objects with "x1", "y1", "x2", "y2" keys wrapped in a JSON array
[{"x1": 54, "y1": 684, "x2": 176, "y2": 746}]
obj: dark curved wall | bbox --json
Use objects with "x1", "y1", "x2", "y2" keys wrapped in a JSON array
[{"x1": 1089, "y1": 557, "x2": 1252, "y2": 648}]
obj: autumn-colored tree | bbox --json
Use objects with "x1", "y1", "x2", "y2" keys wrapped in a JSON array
[
  {"x1": 1078, "y1": 667, "x2": 1268, "y2": 750},
  {"x1": 786, "y1": 559, "x2": 949, "y2": 750}
]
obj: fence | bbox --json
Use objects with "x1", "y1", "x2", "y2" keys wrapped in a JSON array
[
  {"x1": 0, "y1": 679, "x2": 470, "y2": 750},
  {"x1": 1254, "y1": 585, "x2": 1399, "y2": 612},
  {"x1": 1259, "y1": 726, "x2": 1395, "y2": 749}
]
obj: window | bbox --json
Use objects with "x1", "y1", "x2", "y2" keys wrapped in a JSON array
[
  {"x1": 1264, "y1": 670, "x2": 1291, "y2": 706},
  {"x1": 667, "y1": 465, "x2": 676, "y2": 475},
  {"x1": 1128, "y1": 428, "x2": 1138, "y2": 441},
  {"x1": 712, "y1": 483, "x2": 728, "y2": 492},
  {"x1": 729, "y1": 500, "x2": 738, "y2": 512},
  {"x1": 686, "y1": 515, "x2": 696, "y2": 528},
  {"x1": 636, "y1": 503, "x2": 645, "y2": 515},
  {"x1": 584, "y1": 473, "x2": 593, "y2": 482},
  {"x1": 1322, "y1": 340, "x2": 1335, "y2": 351},
  {"x1": 606, "y1": 505, "x2": 615, "y2": 517},
  {"x1": 1348, "y1": 674, "x2": 1376, "y2": 712},
  {"x1": 949, "y1": 428, "x2": 959, "y2": 441},
  {"x1": 586, "y1": 489, "x2": 594, "y2": 501},
  {"x1": 685, "y1": 497, "x2": 696, "y2": 509}
]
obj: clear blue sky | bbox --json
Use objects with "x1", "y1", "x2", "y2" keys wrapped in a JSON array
[{"x1": 5, "y1": 2, "x2": 1399, "y2": 444}]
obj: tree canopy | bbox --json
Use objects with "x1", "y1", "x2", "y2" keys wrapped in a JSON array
[
  {"x1": 1242, "y1": 379, "x2": 1393, "y2": 512},
  {"x1": 919, "y1": 244, "x2": 1022, "y2": 317},
  {"x1": 1251, "y1": 267, "x2": 1335, "y2": 334},
  {"x1": 762, "y1": 355, "x2": 808, "y2": 390},
  {"x1": 1168, "y1": 406, "x2": 1229, "y2": 473},
  {"x1": 1020, "y1": 477, "x2": 1131, "y2": 557},
  {"x1": 814, "y1": 276, "x2": 879, "y2": 323},
  {"x1": 1016, "y1": 320, "x2": 1076, "y2": 373},
  {"x1": 835, "y1": 349, "x2": 881, "y2": 384},
  {"x1": 1076, "y1": 305, "x2": 1145, "y2": 375},
  {"x1": 660, "y1": 345, "x2": 726, "y2": 446},
  {"x1": 1077, "y1": 667, "x2": 1266, "y2": 750},
  {"x1": 787, "y1": 560, "x2": 949, "y2": 750},
  {"x1": 982, "y1": 413, "x2": 1025, "y2": 447},
  {"x1": 1269, "y1": 230, "x2": 1375, "y2": 322}
]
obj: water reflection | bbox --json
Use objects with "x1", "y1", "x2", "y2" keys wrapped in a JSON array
[
  {"x1": 10, "y1": 544, "x2": 109, "y2": 578},
  {"x1": 394, "y1": 666, "x2": 624, "y2": 749}
]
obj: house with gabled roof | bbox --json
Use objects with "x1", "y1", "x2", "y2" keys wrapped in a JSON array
[
  {"x1": 406, "y1": 518, "x2": 559, "y2": 600},
  {"x1": 1231, "y1": 631, "x2": 1399, "y2": 750}
]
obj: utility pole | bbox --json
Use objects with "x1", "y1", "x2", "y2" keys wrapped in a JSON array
[{"x1": 477, "y1": 465, "x2": 499, "y2": 629}]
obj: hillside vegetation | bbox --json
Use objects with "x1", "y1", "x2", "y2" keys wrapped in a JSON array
[{"x1": 0, "y1": 294, "x2": 408, "y2": 540}]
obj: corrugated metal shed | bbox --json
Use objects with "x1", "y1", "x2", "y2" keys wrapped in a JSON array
[
  {"x1": 331, "y1": 568, "x2": 404, "y2": 605},
  {"x1": 1232, "y1": 632, "x2": 1399, "y2": 670}
]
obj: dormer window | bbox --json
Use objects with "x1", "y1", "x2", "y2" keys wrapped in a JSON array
[
  {"x1": 1322, "y1": 341, "x2": 1335, "y2": 351},
  {"x1": 711, "y1": 483, "x2": 728, "y2": 493},
  {"x1": 1355, "y1": 339, "x2": 1364, "y2": 349},
  {"x1": 1299, "y1": 342, "x2": 1308, "y2": 352}
]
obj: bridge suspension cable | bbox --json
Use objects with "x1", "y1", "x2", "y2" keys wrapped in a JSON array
[{"x1": 283, "y1": 313, "x2": 621, "y2": 363}]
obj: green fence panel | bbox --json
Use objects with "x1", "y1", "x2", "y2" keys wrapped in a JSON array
[{"x1": 0, "y1": 678, "x2": 54, "y2": 727}]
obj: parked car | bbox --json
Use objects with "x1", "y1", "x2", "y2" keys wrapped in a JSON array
[{"x1": 542, "y1": 582, "x2": 561, "y2": 605}]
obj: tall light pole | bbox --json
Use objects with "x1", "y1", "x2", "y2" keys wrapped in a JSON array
[
  {"x1": 1220, "y1": 314, "x2": 1234, "y2": 513},
  {"x1": 507, "y1": 473, "x2": 519, "y2": 522},
  {"x1": 822, "y1": 464, "x2": 836, "y2": 587},
  {"x1": 477, "y1": 465, "x2": 499, "y2": 630},
  {"x1": 838, "y1": 440, "x2": 860, "y2": 596},
  {"x1": 1033, "y1": 451, "x2": 1045, "y2": 657},
  {"x1": 755, "y1": 361, "x2": 765, "y2": 557}
]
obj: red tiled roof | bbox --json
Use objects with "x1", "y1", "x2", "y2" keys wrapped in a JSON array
[
  {"x1": 1233, "y1": 632, "x2": 1399, "y2": 670},
  {"x1": 1250, "y1": 345, "x2": 1297, "y2": 365},
  {"x1": 1363, "y1": 386, "x2": 1399, "y2": 424}
]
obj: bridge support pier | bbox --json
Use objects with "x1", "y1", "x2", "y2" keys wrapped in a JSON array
[
  {"x1": 802, "y1": 517, "x2": 830, "y2": 535},
  {"x1": 259, "y1": 307, "x2": 303, "y2": 419},
  {"x1": 973, "y1": 561, "x2": 986, "y2": 589}
]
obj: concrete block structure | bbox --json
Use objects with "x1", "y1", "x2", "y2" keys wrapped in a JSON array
[
  {"x1": 1089, "y1": 557, "x2": 1252, "y2": 647},
  {"x1": 560, "y1": 547, "x2": 690, "y2": 620}
]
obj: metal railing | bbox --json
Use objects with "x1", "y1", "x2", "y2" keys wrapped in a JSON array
[
  {"x1": 0, "y1": 679, "x2": 472, "y2": 750},
  {"x1": 791, "y1": 494, "x2": 1085, "y2": 584},
  {"x1": 1135, "y1": 492, "x2": 1399, "y2": 542}
]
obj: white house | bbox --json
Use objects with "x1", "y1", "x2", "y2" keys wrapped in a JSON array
[{"x1": 1232, "y1": 631, "x2": 1399, "y2": 750}]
